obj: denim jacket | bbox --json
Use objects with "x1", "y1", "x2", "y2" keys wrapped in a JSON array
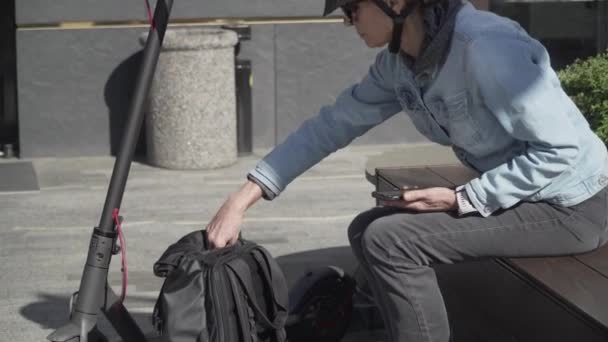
[{"x1": 249, "y1": 2, "x2": 608, "y2": 217}]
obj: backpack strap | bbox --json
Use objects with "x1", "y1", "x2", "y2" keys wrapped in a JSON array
[
  {"x1": 250, "y1": 248, "x2": 288, "y2": 317},
  {"x1": 226, "y1": 268, "x2": 253, "y2": 341},
  {"x1": 250, "y1": 247, "x2": 288, "y2": 342},
  {"x1": 226, "y1": 258, "x2": 284, "y2": 330}
]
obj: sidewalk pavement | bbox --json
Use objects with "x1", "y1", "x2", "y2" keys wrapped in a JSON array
[{"x1": 0, "y1": 143, "x2": 455, "y2": 342}]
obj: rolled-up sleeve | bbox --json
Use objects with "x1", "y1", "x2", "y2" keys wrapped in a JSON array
[
  {"x1": 463, "y1": 35, "x2": 580, "y2": 216},
  {"x1": 248, "y1": 50, "x2": 403, "y2": 199}
]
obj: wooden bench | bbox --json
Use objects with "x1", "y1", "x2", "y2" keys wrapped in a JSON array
[{"x1": 364, "y1": 146, "x2": 608, "y2": 341}]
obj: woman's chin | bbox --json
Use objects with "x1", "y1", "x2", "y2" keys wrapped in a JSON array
[
  {"x1": 360, "y1": 38, "x2": 373, "y2": 47},
  {"x1": 362, "y1": 38, "x2": 386, "y2": 48}
]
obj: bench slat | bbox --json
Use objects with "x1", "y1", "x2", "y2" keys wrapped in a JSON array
[
  {"x1": 575, "y1": 245, "x2": 608, "y2": 279},
  {"x1": 509, "y1": 256, "x2": 608, "y2": 328}
]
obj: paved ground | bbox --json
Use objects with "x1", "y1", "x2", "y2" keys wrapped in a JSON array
[{"x1": 0, "y1": 144, "x2": 458, "y2": 342}]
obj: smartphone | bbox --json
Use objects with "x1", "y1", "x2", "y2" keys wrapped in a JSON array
[{"x1": 371, "y1": 190, "x2": 403, "y2": 201}]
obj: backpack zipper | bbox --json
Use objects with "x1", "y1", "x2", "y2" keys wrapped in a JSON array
[
  {"x1": 219, "y1": 267, "x2": 239, "y2": 341},
  {"x1": 210, "y1": 265, "x2": 226, "y2": 342}
]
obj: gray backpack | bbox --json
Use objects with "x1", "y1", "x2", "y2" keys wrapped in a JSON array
[{"x1": 152, "y1": 230, "x2": 288, "y2": 342}]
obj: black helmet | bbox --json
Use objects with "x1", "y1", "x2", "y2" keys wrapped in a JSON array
[
  {"x1": 322, "y1": 0, "x2": 424, "y2": 54},
  {"x1": 322, "y1": 0, "x2": 355, "y2": 16}
]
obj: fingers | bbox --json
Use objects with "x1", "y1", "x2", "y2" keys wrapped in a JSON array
[
  {"x1": 227, "y1": 235, "x2": 239, "y2": 246},
  {"x1": 207, "y1": 227, "x2": 226, "y2": 249},
  {"x1": 208, "y1": 234, "x2": 229, "y2": 249},
  {"x1": 211, "y1": 236, "x2": 237, "y2": 249},
  {"x1": 206, "y1": 224, "x2": 240, "y2": 250},
  {"x1": 379, "y1": 188, "x2": 427, "y2": 205},
  {"x1": 210, "y1": 239, "x2": 225, "y2": 249},
  {"x1": 402, "y1": 189, "x2": 423, "y2": 202},
  {"x1": 400, "y1": 187, "x2": 448, "y2": 202},
  {"x1": 206, "y1": 228, "x2": 219, "y2": 249}
]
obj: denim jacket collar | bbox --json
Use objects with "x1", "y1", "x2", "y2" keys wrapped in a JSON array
[{"x1": 401, "y1": 0, "x2": 464, "y2": 85}]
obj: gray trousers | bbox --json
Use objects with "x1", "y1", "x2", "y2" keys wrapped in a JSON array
[{"x1": 348, "y1": 187, "x2": 608, "y2": 342}]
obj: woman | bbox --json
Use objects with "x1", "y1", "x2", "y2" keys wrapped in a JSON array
[{"x1": 206, "y1": 0, "x2": 608, "y2": 341}]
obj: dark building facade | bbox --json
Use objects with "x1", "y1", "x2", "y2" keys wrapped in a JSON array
[{"x1": 1, "y1": 0, "x2": 606, "y2": 158}]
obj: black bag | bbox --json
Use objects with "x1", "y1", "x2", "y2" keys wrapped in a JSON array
[{"x1": 152, "y1": 230, "x2": 288, "y2": 342}]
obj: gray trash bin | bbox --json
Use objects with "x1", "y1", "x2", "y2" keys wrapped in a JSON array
[{"x1": 141, "y1": 27, "x2": 239, "y2": 169}]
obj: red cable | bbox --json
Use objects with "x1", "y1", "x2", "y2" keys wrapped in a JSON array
[
  {"x1": 144, "y1": 0, "x2": 155, "y2": 29},
  {"x1": 112, "y1": 208, "x2": 128, "y2": 304}
]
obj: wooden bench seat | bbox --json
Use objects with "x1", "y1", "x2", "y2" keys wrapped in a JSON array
[{"x1": 366, "y1": 162, "x2": 608, "y2": 341}]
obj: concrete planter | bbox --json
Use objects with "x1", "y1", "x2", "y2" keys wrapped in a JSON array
[{"x1": 142, "y1": 27, "x2": 238, "y2": 169}]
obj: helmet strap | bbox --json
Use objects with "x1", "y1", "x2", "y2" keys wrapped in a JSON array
[{"x1": 371, "y1": 0, "x2": 421, "y2": 53}]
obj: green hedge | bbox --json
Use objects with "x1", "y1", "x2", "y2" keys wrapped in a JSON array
[{"x1": 558, "y1": 51, "x2": 608, "y2": 145}]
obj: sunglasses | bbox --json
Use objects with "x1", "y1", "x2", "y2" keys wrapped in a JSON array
[{"x1": 341, "y1": 0, "x2": 366, "y2": 25}]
